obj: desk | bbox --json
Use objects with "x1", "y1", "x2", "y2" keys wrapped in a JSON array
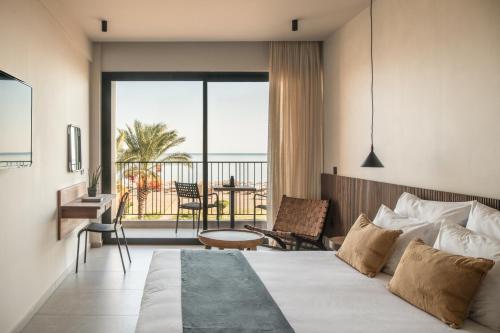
[
  {"x1": 57, "y1": 182, "x2": 115, "y2": 240},
  {"x1": 213, "y1": 186, "x2": 256, "y2": 229}
]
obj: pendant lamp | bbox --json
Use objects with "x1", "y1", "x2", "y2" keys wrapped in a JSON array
[{"x1": 361, "y1": 0, "x2": 384, "y2": 168}]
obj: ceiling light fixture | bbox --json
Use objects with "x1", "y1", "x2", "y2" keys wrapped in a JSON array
[
  {"x1": 361, "y1": 0, "x2": 383, "y2": 168},
  {"x1": 101, "y1": 20, "x2": 108, "y2": 32}
]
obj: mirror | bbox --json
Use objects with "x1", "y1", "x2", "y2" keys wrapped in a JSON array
[{"x1": 67, "y1": 125, "x2": 82, "y2": 172}]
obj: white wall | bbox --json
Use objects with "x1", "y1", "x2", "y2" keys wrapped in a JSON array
[
  {"x1": 323, "y1": 0, "x2": 500, "y2": 198},
  {"x1": 100, "y1": 41, "x2": 269, "y2": 72},
  {"x1": 0, "y1": 1, "x2": 90, "y2": 331}
]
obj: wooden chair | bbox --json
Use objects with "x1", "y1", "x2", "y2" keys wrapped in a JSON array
[
  {"x1": 175, "y1": 182, "x2": 219, "y2": 233},
  {"x1": 75, "y1": 192, "x2": 131, "y2": 274},
  {"x1": 245, "y1": 195, "x2": 329, "y2": 250}
]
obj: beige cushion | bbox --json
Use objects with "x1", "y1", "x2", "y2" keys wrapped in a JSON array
[
  {"x1": 388, "y1": 239, "x2": 495, "y2": 329},
  {"x1": 336, "y1": 214, "x2": 402, "y2": 277}
]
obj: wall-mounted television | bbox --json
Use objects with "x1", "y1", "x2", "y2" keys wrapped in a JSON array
[{"x1": 0, "y1": 70, "x2": 32, "y2": 168}]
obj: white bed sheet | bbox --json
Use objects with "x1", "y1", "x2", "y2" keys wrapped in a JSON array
[{"x1": 136, "y1": 250, "x2": 494, "y2": 333}]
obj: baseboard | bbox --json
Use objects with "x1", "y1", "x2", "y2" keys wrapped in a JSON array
[
  {"x1": 105, "y1": 237, "x2": 202, "y2": 246},
  {"x1": 10, "y1": 251, "x2": 82, "y2": 333}
]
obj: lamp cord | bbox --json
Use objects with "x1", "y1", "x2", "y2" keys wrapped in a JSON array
[{"x1": 370, "y1": 0, "x2": 374, "y2": 149}]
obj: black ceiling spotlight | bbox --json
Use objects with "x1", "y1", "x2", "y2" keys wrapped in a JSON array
[
  {"x1": 292, "y1": 19, "x2": 298, "y2": 32},
  {"x1": 361, "y1": 0, "x2": 384, "y2": 168},
  {"x1": 101, "y1": 20, "x2": 108, "y2": 32}
]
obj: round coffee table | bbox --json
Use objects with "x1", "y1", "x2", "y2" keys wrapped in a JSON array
[{"x1": 198, "y1": 229, "x2": 264, "y2": 250}]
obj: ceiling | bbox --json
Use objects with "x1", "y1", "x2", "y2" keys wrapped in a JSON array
[{"x1": 56, "y1": 0, "x2": 369, "y2": 42}]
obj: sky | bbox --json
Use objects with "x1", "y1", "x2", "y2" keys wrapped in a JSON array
[{"x1": 115, "y1": 81, "x2": 269, "y2": 155}]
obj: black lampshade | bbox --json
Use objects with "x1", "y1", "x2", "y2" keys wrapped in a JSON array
[{"x1": 361, "y1": 146, "x2": 384, "y2": 168}]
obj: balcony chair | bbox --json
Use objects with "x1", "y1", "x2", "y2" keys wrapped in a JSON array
[
  {"x1": 76, "y1": 192, "x2": 131, "y2": 274},
  {"x1": 253, "y1": 193, "x2": 268, "y2": 227},
  {"x1": 245, "y1": 195, "x2": 329, "y2": 250},
  {"x1": 174, "y1": 182, "x2": 219, "y2": 233}
]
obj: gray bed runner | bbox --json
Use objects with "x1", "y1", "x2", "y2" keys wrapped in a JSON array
[{"x1": 181, "y1": 250, "x2": 295, "y2": 333}]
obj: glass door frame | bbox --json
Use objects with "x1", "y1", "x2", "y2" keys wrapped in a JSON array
[{"x1": 101, "y1": 72, "x2": 269, "y2": 244}]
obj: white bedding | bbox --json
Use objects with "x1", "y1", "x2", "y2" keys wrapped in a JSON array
[{"x1": 136, "y1": 250, "x2": 494, "y2": 333}]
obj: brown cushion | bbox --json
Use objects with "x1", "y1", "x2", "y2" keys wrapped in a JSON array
[
  {"x1": 336, "y1": 214, "x2": 402, "y2": 277},
  {"x1": 388, "y1": 239, "x2": 495, "y2": 328}
]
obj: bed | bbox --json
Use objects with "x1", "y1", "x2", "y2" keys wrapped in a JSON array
[{"x1": 135, "y1": 250, "x2": 495, "y2": 333}]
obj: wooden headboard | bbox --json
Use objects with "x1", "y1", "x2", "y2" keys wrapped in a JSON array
[{"x1": 321, "y1": 173, "x2": 500, "y2": 237}]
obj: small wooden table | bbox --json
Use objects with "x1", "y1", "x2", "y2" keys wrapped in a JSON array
[
  {"x1": 199, "y1": 229, "x2": 264, "y2": 250},
  {"x1": 329, "y1": 236, "x2": 346, "y2": 250},
  {"x1": 213, "y1": 186, "x2": 256, "y2": 228}
]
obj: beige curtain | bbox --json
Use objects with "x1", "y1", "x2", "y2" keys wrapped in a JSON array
[{"x1": 268, "y1": 41, "x2": 323, "y2": 224}]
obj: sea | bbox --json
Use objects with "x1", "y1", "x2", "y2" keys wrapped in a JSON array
[
  {"x1": 117, "y1": 153, "x2": 268, "y2": 187},
  {"x1": 188, "y1": 153, "x2": 267, "y2": 162}
]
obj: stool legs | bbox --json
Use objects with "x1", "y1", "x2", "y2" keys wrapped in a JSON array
[
  {"x1": 75, "y1": 229, "x2": 85, "y2": 273},
  {"x1": 84, "y1": 231, "x2": 88, "y2": 263},
  {"x1": 197, "y1": 210, "x2": 201, "y2": 234},
  {"x1": 175, "y1": 209, "x2": 180, "y2": 234},
  {"x1": 115, "y1": 231, "x2": 126, "y2": 274},
  {"x1": 121, "y1": 228, "x2": 132, "y2": 263},
  {"x1": 192, "y1": 210, "x2": 195, "y2": 229}
]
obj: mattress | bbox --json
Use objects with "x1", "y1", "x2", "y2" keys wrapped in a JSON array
[{"x1": 136, "y1": 250, "x2": 494, "y2": 333}]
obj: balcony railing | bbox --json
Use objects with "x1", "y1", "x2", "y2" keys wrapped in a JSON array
[{"x1": 115, "y1": 161, "x2": 267, "y2": 221}]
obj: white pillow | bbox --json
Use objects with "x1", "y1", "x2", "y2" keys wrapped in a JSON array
[
  {"x1": 373, "y1": 205, "x2": 441, "y2": 275},
  {"x1": 467, "y1": 201, "x2": 500, "y2": 241},
  {"x1": 434, "y1": 223, "x2": 500, "y2": 330},
  {"x1": 394, "y1": 192, "x2": 472, "y2": 226}
]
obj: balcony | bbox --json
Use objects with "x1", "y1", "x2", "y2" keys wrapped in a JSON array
[{"x1": 115, "y1": 161, "x2": 268, "y2": 237}]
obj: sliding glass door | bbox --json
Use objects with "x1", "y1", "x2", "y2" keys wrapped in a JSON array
[
  {"x1": 114, "y1": 80, "x2": 204, "y2": 239},
  {"x1": 207, "y1": 82, "x2": 269, "y2": 230},
  {"x1": 101, "y1": 73, "x2": 268, "y2": 244}
]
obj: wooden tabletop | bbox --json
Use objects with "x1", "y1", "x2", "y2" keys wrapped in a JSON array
[
  {"x1": 199, "y1": 229, "x2": 264, "y2": 250},
  {"x1": 62, "y1": 194, "x2": 115, "y2": 208},
  {"x1": 212, "y1": 186, "x2": 256, "y2": 192}
]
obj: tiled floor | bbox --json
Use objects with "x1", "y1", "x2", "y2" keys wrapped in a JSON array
[
  {"x1": 114, "y1": 225, "x2": 267, "y2": 239},
  {"x1": 111, "y1": 227, "x2": 201, "y2": 239},
  {"x1": 22, "y1": 245, "x2": 200, "y2": 333}
]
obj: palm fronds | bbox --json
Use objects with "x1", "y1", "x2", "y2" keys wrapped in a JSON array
[{"x1": 115, "y1": 120, "x2": 191, "y2": 218}]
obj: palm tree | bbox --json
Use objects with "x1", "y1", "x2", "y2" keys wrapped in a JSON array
[{"x1": 117, "y1": 120, "x2": 191, "y2": 219}]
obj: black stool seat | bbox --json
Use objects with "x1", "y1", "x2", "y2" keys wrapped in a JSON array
[{"x1": 83, "y1": 222, "x2": 117, "y2": 233}]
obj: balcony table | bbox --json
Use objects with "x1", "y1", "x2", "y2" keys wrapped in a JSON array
[{"x1": 213, "y1": 186, "x2": 256, "y2": 228}]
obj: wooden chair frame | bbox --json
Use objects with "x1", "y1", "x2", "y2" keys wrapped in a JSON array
[{"x1": 246, "y1": 195, "x2": 330, "y2": 250}]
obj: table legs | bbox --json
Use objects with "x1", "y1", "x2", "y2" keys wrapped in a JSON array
[{"x1": 229, "y1": 191, "x2": 235, "y2": 229}]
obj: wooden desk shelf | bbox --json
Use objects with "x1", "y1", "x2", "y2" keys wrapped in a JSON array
[{"x1": 57, "y1": 182, "x2": 115, "y2": 240}]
